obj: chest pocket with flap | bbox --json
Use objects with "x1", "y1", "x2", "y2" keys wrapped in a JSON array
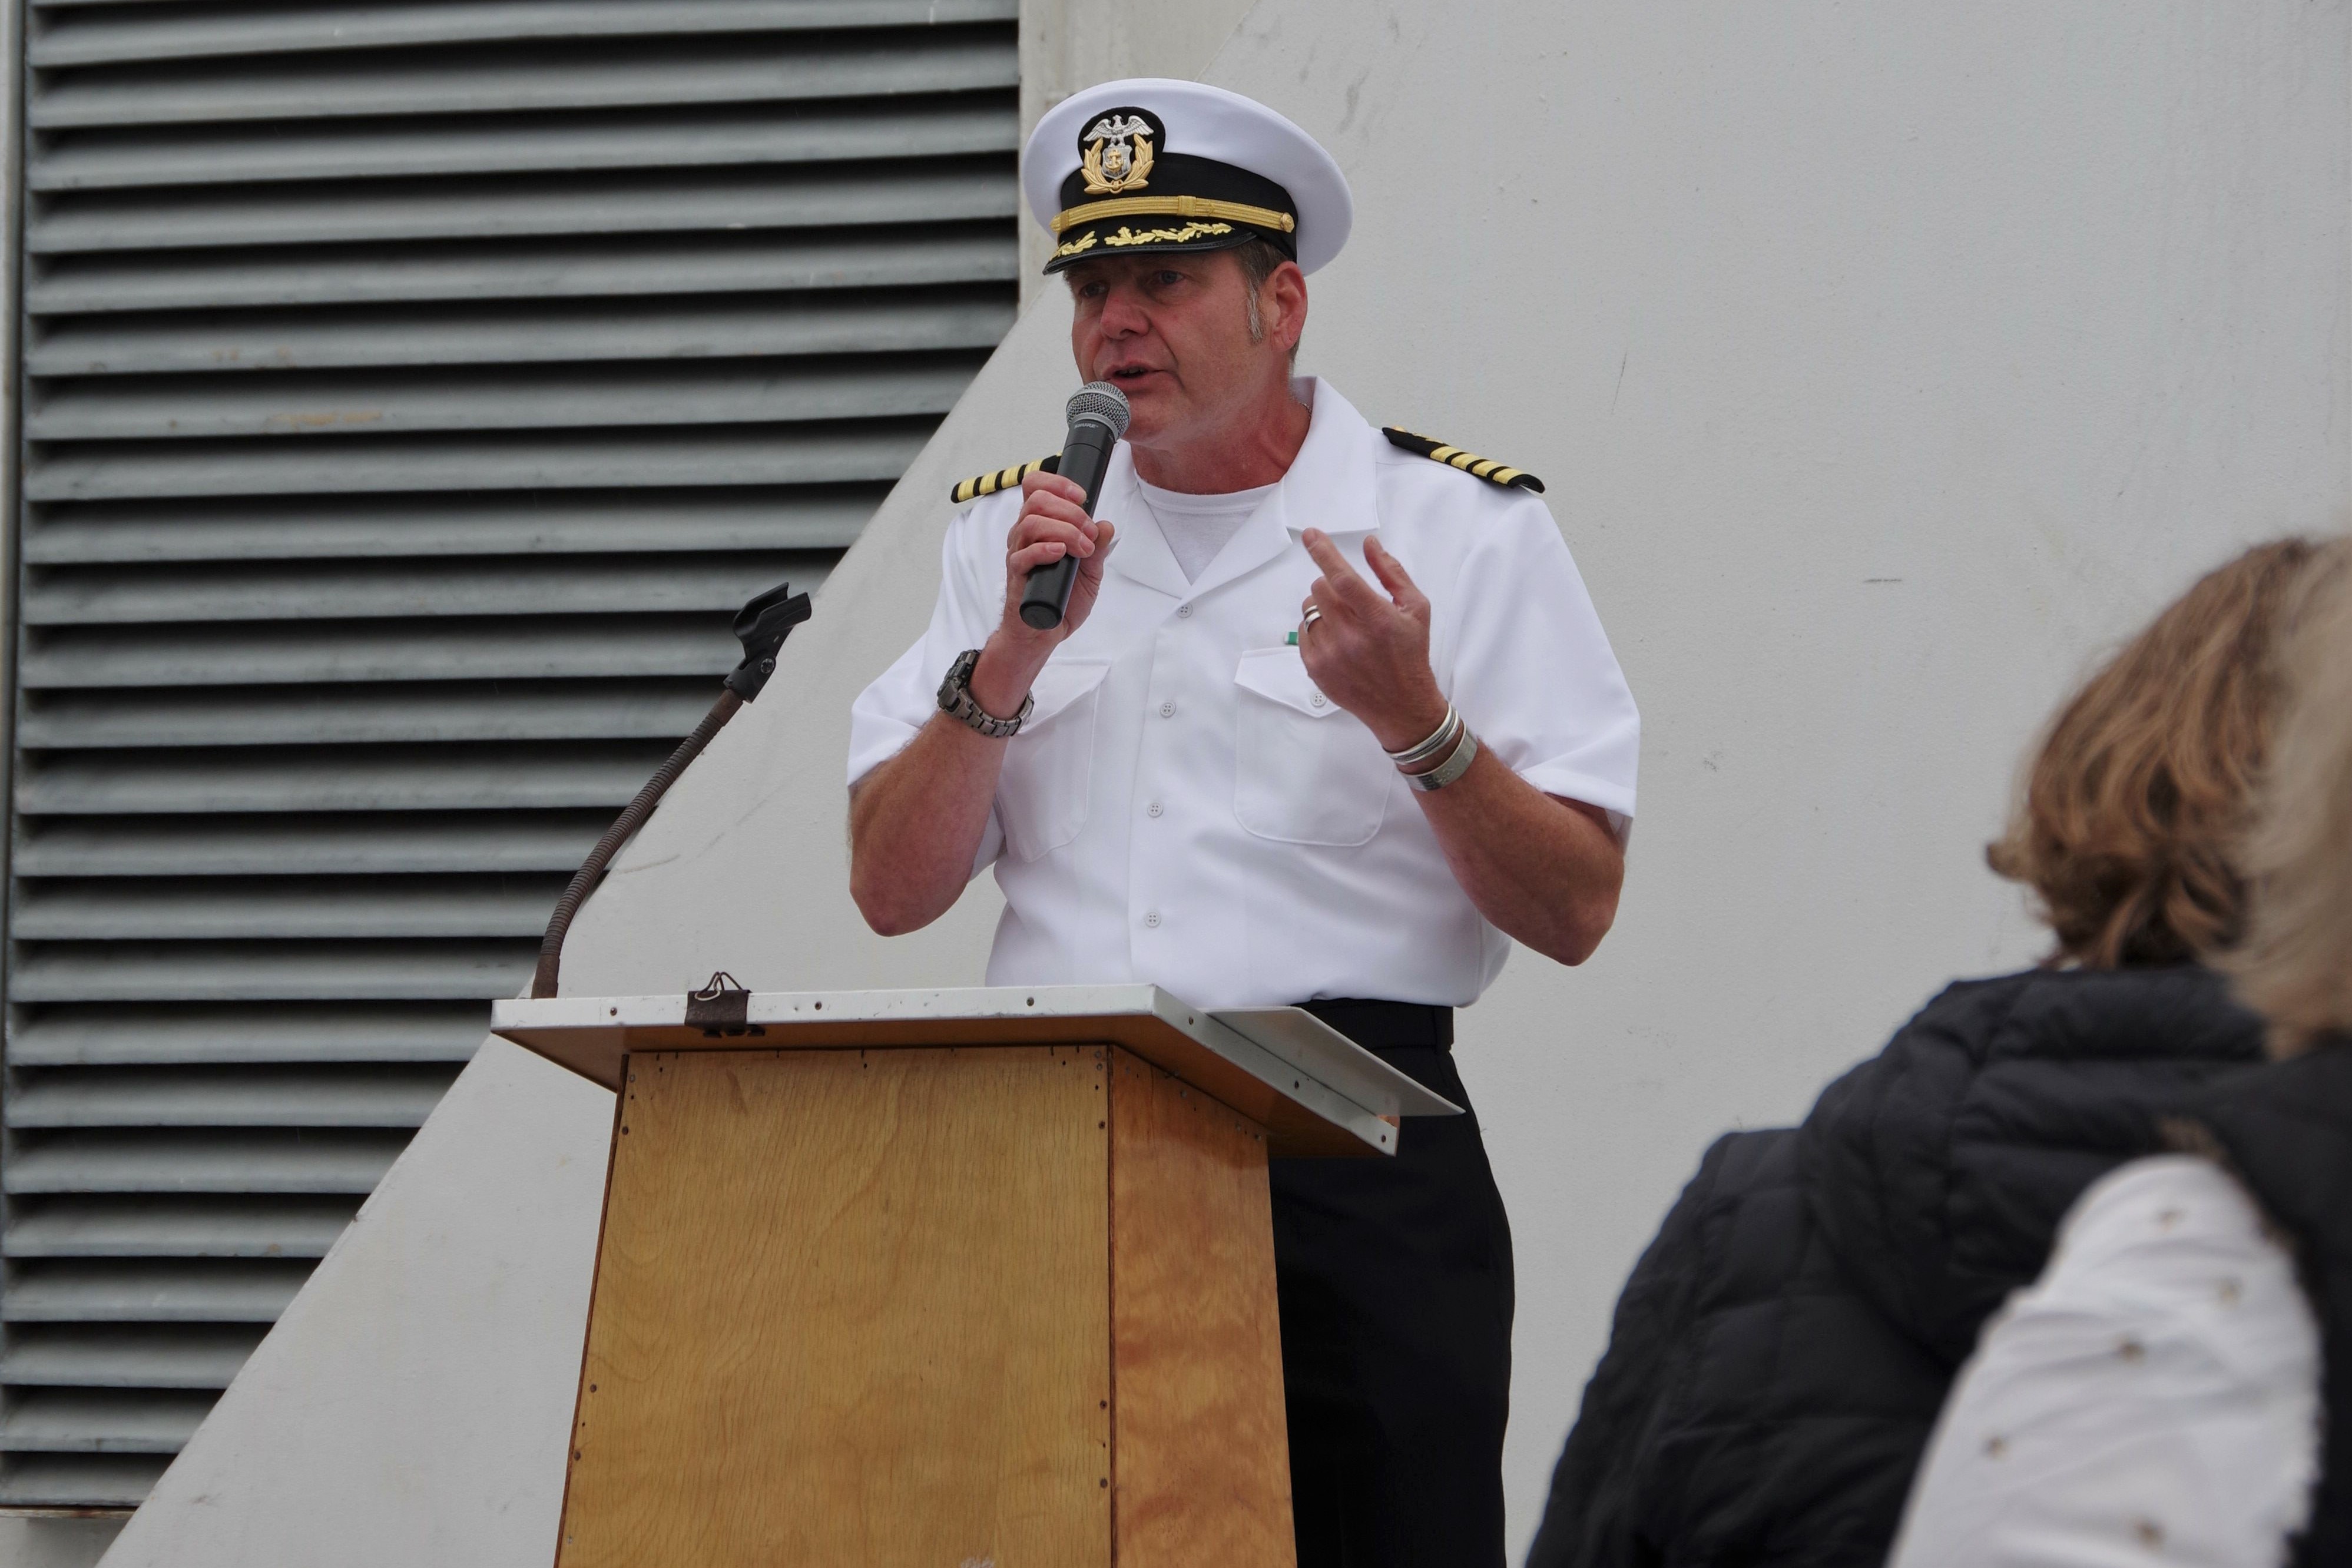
[
  {"x1": 998, "y1": 657, "x2": 1112, "y2": 861},
  {"x1": 1232, "y1": 647, "x2": 1393, "y2": 847}
]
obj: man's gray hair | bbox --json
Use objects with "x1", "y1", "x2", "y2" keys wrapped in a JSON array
[{"x1": 1232, "y1": 237, "x2": 1297, "y2": 362}]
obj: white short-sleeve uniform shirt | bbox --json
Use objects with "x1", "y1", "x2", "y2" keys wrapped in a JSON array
[{"x1": 848, "y1": 379, "x2": 1639, "y2": 1012}]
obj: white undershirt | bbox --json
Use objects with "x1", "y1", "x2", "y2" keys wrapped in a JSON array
[{"x1": 1134, "y1": 477, "x2": 1277, "y2": 582}]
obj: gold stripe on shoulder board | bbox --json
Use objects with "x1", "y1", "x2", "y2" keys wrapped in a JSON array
[
  {"x1": 1380, "y1": 427, "x2": 1544, "y2": 493},
  {"x1": 949, "y1": 456, "x2": 1059, "y2": 506}
]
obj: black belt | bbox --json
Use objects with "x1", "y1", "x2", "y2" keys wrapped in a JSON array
[{"x1": 1297, "y1": 997, "x2": 1454, "y2": 1053}]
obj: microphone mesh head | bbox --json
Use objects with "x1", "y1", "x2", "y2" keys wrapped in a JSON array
[{"x1": 1066, "y1": 381, "x2": 1132, "y2": 438}]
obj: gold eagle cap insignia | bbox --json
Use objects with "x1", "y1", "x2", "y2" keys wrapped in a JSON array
[{"x1": 1080, "y1": 112, "x2": 1155, "y2": 195}]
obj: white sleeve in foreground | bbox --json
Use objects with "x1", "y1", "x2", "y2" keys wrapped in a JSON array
[{"x1": 1888, "y1": 1155, "x2": 2320, "y2": 1568}]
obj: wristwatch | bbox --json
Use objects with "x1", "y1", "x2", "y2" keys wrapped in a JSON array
[{"x1": 937, "y1": 648, "x2": 1032, "y2": 738}]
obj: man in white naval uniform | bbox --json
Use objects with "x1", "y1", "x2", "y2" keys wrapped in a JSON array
[{"x1": 847, "y1": 79, "x2": 1638, "y2": 1568}]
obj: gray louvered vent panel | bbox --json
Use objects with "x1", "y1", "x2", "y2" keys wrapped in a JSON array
[{"x1": 9, "y1": 0, "x2": 1019, "y2": 1506}]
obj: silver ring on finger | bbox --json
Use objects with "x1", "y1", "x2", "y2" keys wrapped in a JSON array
[{"x1": 1302, "y1": 605, "x2": 1323, "y2": 628}]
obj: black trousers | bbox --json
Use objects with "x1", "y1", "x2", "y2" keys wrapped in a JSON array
[{"x1": 1271, "y1": 999, "x2": 1515, "y2": 1568}]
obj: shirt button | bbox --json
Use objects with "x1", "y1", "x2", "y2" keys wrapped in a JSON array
[
  {"x1": 1144, "y1": 910, "x2": 1162, "y2": 929},
  {"x1": 1310, "y1": 692, "x2": 1327, "y2": 708},
  {"x1": 1147, "y1": 801, "x2": 1164, "y2": 818},
  {"x1": 1159, "y1": 700, "x2": 1176, "y2": 718},
  {"x1": 1177, "y1": 604, "x2": 1193, "y2": 619}
]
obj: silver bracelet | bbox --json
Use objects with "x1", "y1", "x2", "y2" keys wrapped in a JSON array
[
  {"x1": 1386, "y1": 704, "x2": 1462, "y2": 768},
  {"x1": 1407, "y1": 728, "x2": 1478, "y2": 792}
]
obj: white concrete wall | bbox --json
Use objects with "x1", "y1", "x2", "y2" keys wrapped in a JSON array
[
  {"x1": 87, "y1": 3, "x2": 2350, "y2": 1563},
  {"x1": 0, "y1": 1517, "x2": 114, "y2": 1568}
]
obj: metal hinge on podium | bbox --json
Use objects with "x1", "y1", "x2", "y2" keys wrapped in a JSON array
[{"x1": 684, "y1": 972, "x2": 762, "y2": 1037}]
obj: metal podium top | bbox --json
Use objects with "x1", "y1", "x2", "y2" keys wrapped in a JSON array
[{"x1": 490, "y1": 984, "x2": 1460, "y2": 1158}]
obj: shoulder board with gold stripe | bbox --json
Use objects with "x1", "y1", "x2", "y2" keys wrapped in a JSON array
[
  {"x1": 949, "y1": 454, "x2": 1061, "y2": 506},
  {"x1": 1380, "y1": 427, "x2": 1544, "y2": 493}
]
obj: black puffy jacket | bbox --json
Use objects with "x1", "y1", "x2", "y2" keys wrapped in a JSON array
[{"x1": 1527, "y1": 965, "x2": 2266, "y2": 1568}]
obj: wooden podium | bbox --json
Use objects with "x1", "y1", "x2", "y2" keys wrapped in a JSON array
[{"x1": 492, "y1": 984, "x2": 1459, "y2": 1568}]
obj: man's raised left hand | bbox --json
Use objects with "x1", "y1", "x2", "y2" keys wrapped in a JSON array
[{"x1": 1297, "y1": 528, "x2": 1452, "y2": 754}]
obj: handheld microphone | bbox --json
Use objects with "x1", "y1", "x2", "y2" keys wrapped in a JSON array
[{"x1": 1019, "y1": 381, "x2": 1132, "y2": 631}]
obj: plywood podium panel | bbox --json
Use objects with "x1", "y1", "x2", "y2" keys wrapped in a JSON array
[
  {"x1": 558, "y1": 1046, "x2": 1115, "y2": 1567},
  {"x1": 1108, "y1": 1053, "x2": 1294, "y2": 1566},
  {"x1": 552, "y1": 1042, "x2": 1301, "y2": 1568}
]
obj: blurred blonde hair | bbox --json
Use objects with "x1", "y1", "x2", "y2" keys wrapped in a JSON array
[
  {"x1": 1988, "y1": 538, "x2": 2328, "y2": 968},
  {"x1": 2225, "y1": 538, "x2": 2352, "y2": 1055}
]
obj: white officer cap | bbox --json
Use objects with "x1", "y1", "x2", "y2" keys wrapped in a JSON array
[{"x1": 1023, "y1": 78, "x2": 1354, "y2": 276}]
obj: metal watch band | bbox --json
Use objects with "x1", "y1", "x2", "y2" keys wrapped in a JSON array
[
  {"x1": 936, "y1": 648, "x2": 1032, "y2": 738},
  {"x1": 1407, "y1": 728, "x2": 1478, "y2": 792}
]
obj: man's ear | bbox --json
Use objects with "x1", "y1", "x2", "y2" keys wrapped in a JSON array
[{"x1": 1268, "y1": 261, "x2": 1308, "y2": 353}]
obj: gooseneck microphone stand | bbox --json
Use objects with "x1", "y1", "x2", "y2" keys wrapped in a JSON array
[{"x1": 529, "y1": 581, "x2": 812, "y2": 1000}]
